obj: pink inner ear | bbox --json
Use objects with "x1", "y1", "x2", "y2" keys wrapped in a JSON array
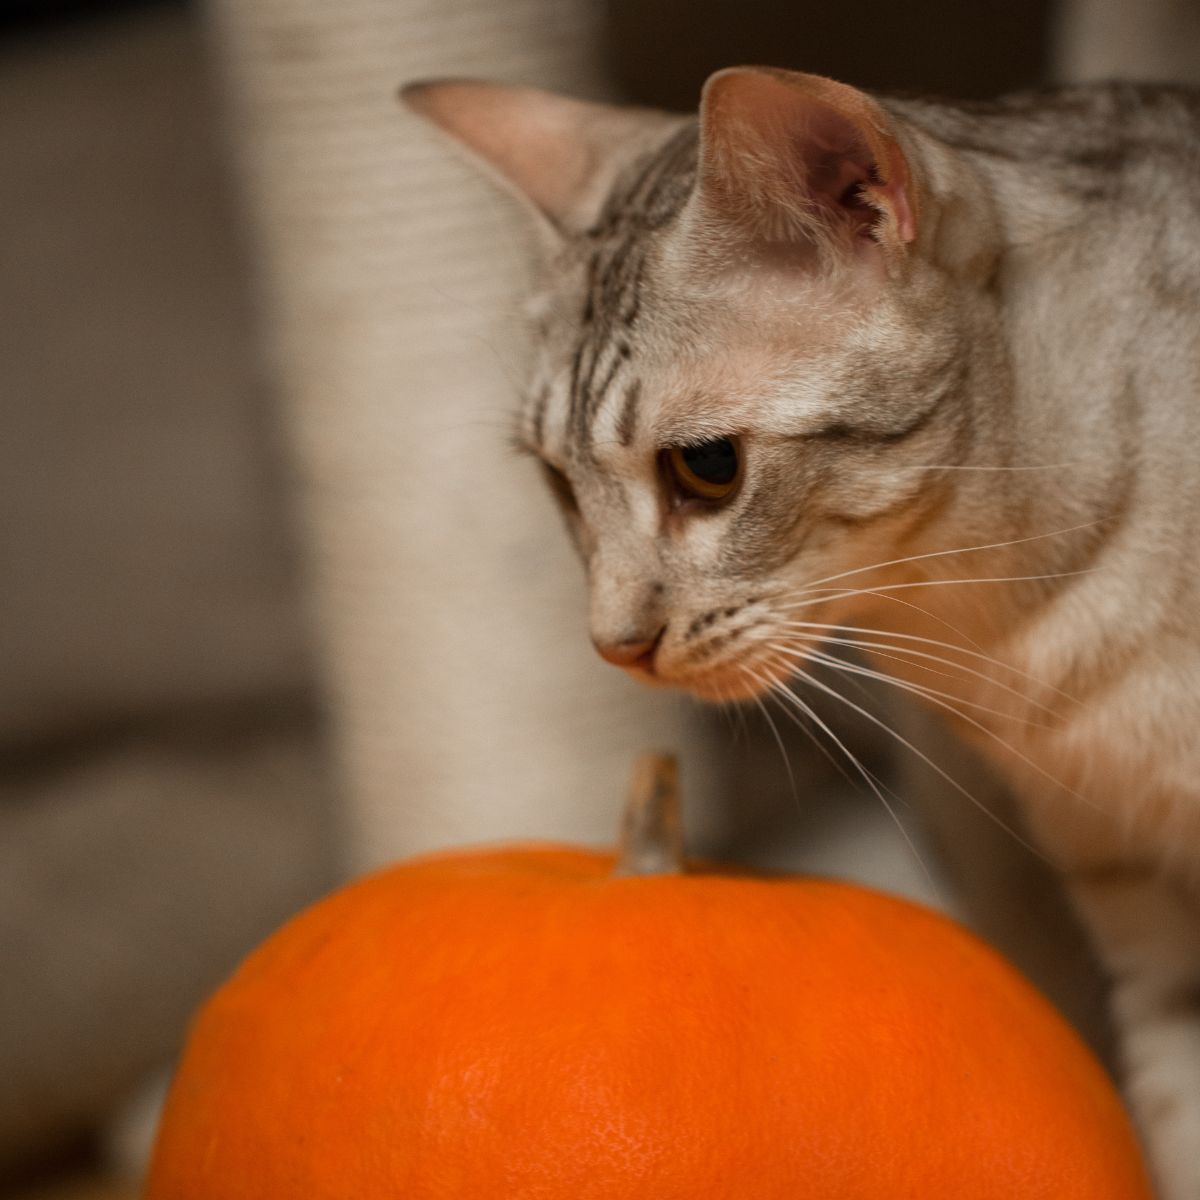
[
  {"x1": 880, "y1": 145, "x2": 917, "y2": 244},
  {"x1": 789, "y1": 101, "x2": 917, "y2": 245},
  {"x1": 698, "y1": 68, "x2": 918, "y2": 250},
  {"x1": 794, "y1": 104, "x2": 882, "y2": 236}
]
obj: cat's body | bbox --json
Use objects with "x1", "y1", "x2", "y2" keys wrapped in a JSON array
[{"x1": 407, "y1": 73, "x2": 1200, "y2": 1195}]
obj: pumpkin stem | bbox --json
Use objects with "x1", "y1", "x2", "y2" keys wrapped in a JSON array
[{"x1": 614, "y1": 752, "x2": 685, "y2": 876}]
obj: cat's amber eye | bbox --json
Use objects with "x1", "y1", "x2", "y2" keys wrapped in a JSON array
[{"x1": 663, "y1": 437, "x2": 742, "y2": 504}]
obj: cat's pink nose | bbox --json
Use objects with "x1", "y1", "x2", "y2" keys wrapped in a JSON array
[{"x1": 593, "y1": 628, "x2": 664, "y2": 671}]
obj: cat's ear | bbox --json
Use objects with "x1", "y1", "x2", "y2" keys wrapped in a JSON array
[
  {"x1": 690, "y1": 66, "x2": 918, "y2": 263},
  {"x1": 401, "y1": 80, "x2": 676, "y2": 239}
]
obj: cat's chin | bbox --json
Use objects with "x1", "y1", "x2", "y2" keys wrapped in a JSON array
[{"x1": 663, "y1": 662, "x2": 788, "y2": 704}]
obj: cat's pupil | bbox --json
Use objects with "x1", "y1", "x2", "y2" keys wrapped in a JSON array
[{"x1": 682, "y1": 438, "x2": 738, "y2": 485}]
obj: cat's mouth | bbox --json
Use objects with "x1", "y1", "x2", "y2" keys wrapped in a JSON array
[{"x1": 649, "y1": 643, "x2": 806, "y2": 704}]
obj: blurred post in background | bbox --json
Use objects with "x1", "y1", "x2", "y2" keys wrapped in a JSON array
[{"x1": 204, "y1": 0, "x2": 728, "y2": 866}]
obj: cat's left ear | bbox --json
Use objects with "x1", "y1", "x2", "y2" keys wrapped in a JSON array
[
  {"x1": 401, "y1": 80, "x2": 678, "y2": 240},
  {"x1": 690, "y1": 66, "x2": 918, "y2": 264}
]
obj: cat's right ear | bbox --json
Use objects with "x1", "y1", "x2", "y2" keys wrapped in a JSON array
[
  {"x1": 401, "y1": 80, "x2": 675, "y2": 241},
  {"x1": 687, "y1": 67, "x2": 919, "y2": 270}
]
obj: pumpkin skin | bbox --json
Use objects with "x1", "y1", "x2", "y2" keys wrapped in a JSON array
[{"x1": 145, "y1": 845, "x2": 1153, "y2": 1200}]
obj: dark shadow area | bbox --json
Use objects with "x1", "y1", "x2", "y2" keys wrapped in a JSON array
[
  {"x1": 0, "y1": 0, "x2": 178, "y2": 36},
  {"x1": 607, "y1": 0, "x2": 1055, "y2": 108}
]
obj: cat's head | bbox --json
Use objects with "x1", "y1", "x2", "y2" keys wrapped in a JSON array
[{"x1": 404, "y1": 68, "x2": 986, "y2": 701}]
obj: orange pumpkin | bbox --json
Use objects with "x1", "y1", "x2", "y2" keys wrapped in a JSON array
[{"x1": 146, "y1": 756, "x2": 1152, "y2": 1199}]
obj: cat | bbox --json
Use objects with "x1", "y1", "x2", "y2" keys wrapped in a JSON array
[{"x1": 404, "y1": 67, "x2": 1200, "y2": 1197}]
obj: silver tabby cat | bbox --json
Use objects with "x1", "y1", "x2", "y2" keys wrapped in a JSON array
[{"x1": 405, "y1": 67, "x2": 1200, "y2": 1196}]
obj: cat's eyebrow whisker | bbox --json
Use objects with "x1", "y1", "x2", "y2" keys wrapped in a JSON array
[
  {"x1": 508, "y1": 432, "x2": 540, "y2": 459},
  {"x1": 441, "y1": 413, "x2": 529, "y2": 437},
  {"x1": 423, "y1": 279, "x2": 532, "y2": 322},
  {"x1": 774, "y1": 620, "x2": 1076, "y2": 712},
  {"x1": 762, "y1": 668, "x2": 943, "y2": 898},
  {"x1": 791, "y1": 518, "x2": 1109, "y2": 594},
  {"x1": 776, "y1": 658, "x2": 1053, "y2": 864}
]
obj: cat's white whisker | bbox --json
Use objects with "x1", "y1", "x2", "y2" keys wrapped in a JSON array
[
  {"x1": 773, "y1": 620, "x2": 1075, "y2": 712},
  {"x1": 779, "y1": 660, "x2": 1052, "y2": 863},
  {"x1": 772, "y1": 618, "x2": 1083, "y2": 707},
  {"x1": 739, "y1": 664, "x2": 801, "y2": 802},
  {"x1": 745, "y1": 657, "x2": 872, "y2": 799},
  {"x1": 818, "y1": 645, "x2": 1056, "y2": 728},
  {"x1": 782, "y1": 566, "x2": 1100, "y2": 612},
  {"x1": 781, "y1": 584, "x2": 990, "y2": 651},
  {"x1": 894, "y1": 462, "x2": 1087, "y2": 473},
  {"x1": 795, "y1": 644, "x2": 1103, "y2": 815},
  {"x1": 763, "y1": 669, "x2": 944, "y2": 898},
  {"x1": 791, "y1": 643, "x2": 1051, "y2": 730},
  {"x1": 790, "y1": 519, "x2": 1109, "y2": 594}
]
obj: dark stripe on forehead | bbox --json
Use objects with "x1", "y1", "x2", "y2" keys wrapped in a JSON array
[
  {"x1": 592, "y1": 340, "x2": 632, "y2": 412},
  {"x1": 567, "y1": 340, "x2": 589, "y2": 441},
  {"x1": 616, "y1": 380, "x2": 642, "y2": 447},
  {"x1": 593, "y1": 123, "x2": 699, "y2": 235},
  {"x1": 567, "y1": 125, "x2": 700, "y2": 449}
]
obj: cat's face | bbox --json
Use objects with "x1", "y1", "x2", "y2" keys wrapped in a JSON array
[
  {"x1": 520, "y1": 206, "x2": 965, "y2": 701},
  {"x1": 406, "y1": 69, "x2": 972, "y2": 701}
]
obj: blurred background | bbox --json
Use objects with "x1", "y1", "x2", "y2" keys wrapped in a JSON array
[{"x1": 2, "y1": 0, "x2": 1194, "y2": 1194}]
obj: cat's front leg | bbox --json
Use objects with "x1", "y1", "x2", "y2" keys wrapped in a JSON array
[{"x1": 1065, "y1": 863, "x2": 1200, "y2": 1200}]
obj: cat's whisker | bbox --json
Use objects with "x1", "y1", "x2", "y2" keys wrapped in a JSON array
[
  {"x1": 738, "y1": 664, "x2": 801, "y2": 803},
  {"x1": 471, "y1": 333, "x2": 533, "y2": 395},
  {"x1": 772, "y1": 618, "x2": 1083, "y2": 708},
  {"x1": 760, "y1": 660, "x2": 902, "y2": 817},
  {"x1": 422, "y1": 279, "x2": 534, "y2": 323},
  {"x1": 774, "y1": 621, "x2": 1073, "y2": 714},
  {"x1": 761, "y1": 668, "x2": 944, "y2": 898},
  {"x1": 775, "y1": 659, "x2": 1053, "y2": 864},
  {"x1": 782, "y1": 566, "x2": 1099, "y2": 612},
  {"x1": 819, "y1": 645, "x2": 1057, "y2": 729},
  {"x1": 808, "y1": 633, "x2": 982, "y2": 686},
  {"x1": 789, "y1": 643, "x2": 1052, "y2": 731},
  {"x1": 779, "y1": 585, "x2": 988, "y2": 651},
  {"x1": 894, "y1": 462, "x2": 1087, "y2": 473},
  {"x1": 700, "y1": 673, "x2": 748, "y2": 742},
  {"x1": 743, "y1": 659, "x2": 867, "y2": 801},
  {"x1": 789, "y1": 518, "x2": 1109, "y2": 594},
  {"x1": 792, "y1": 644, "x2": 1103, "y2": 816}
]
